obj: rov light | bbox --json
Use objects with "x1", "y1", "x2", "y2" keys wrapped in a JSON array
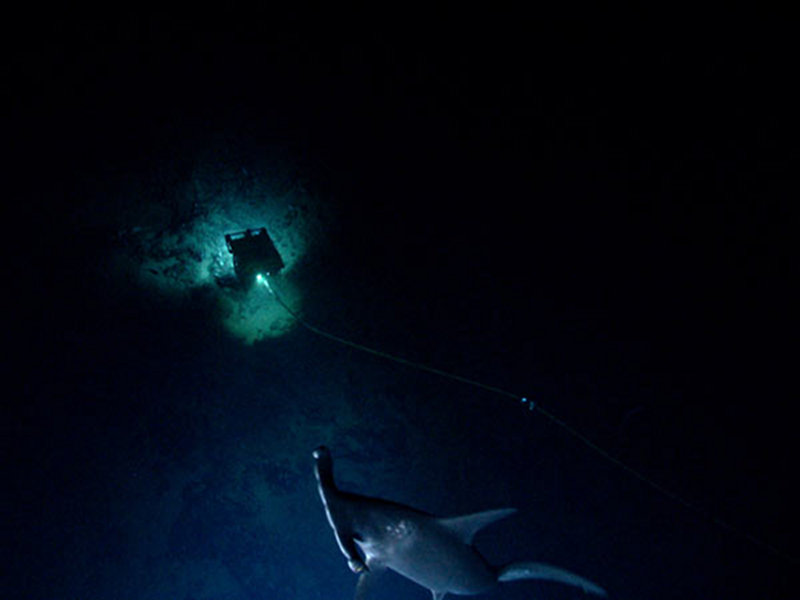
[{"x1": 255, "y1": 272, "x2": 272, "y2": 293}]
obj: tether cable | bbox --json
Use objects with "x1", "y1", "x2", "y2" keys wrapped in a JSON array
[{"x1": 259, "y1": 274, "x2": 796, "y2": 564}]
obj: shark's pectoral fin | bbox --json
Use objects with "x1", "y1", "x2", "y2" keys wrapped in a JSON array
[
  {"x1": 354, "y1": 571, "x2": 372, "y2": 600},
  {"x1": 431, "y1": 591, "x2": 447, "y2": 600},
  {"x1": 498, "y1": 562, "x2": 607, "y2": 597},
  {"x1": 353, "y1": 558, "x2": 388, "y2": 600}
]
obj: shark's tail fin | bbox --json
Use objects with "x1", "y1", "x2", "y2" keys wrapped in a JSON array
[{"x1": 498, "y1": 561, "x2": 607, "y2": 596}]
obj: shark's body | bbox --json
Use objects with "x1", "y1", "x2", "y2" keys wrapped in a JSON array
[{"x1": 313, "y1": 446, "x2": 606, "y2": 599}]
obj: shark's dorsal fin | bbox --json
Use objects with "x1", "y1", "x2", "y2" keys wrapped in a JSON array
[{"x1": 437, "y1": 508, "x2": 517, "y2": 544}]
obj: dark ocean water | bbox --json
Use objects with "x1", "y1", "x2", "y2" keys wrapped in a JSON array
[{"x1": 4, "y1": 13, "x2": 796, "y2": 599}]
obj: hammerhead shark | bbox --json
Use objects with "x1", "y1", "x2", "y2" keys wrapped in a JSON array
[{"x1": 313, "y1": 446, "x2": 607, "y2": 599}]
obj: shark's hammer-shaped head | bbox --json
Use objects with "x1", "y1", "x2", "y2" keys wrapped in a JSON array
[{"x1": 313, "y1": 445, "x2": 335, "y2": 489}]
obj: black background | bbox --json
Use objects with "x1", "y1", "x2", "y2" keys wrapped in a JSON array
[{"x1": 4, "y1": 9, "x2": 797, "y2": 599}]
